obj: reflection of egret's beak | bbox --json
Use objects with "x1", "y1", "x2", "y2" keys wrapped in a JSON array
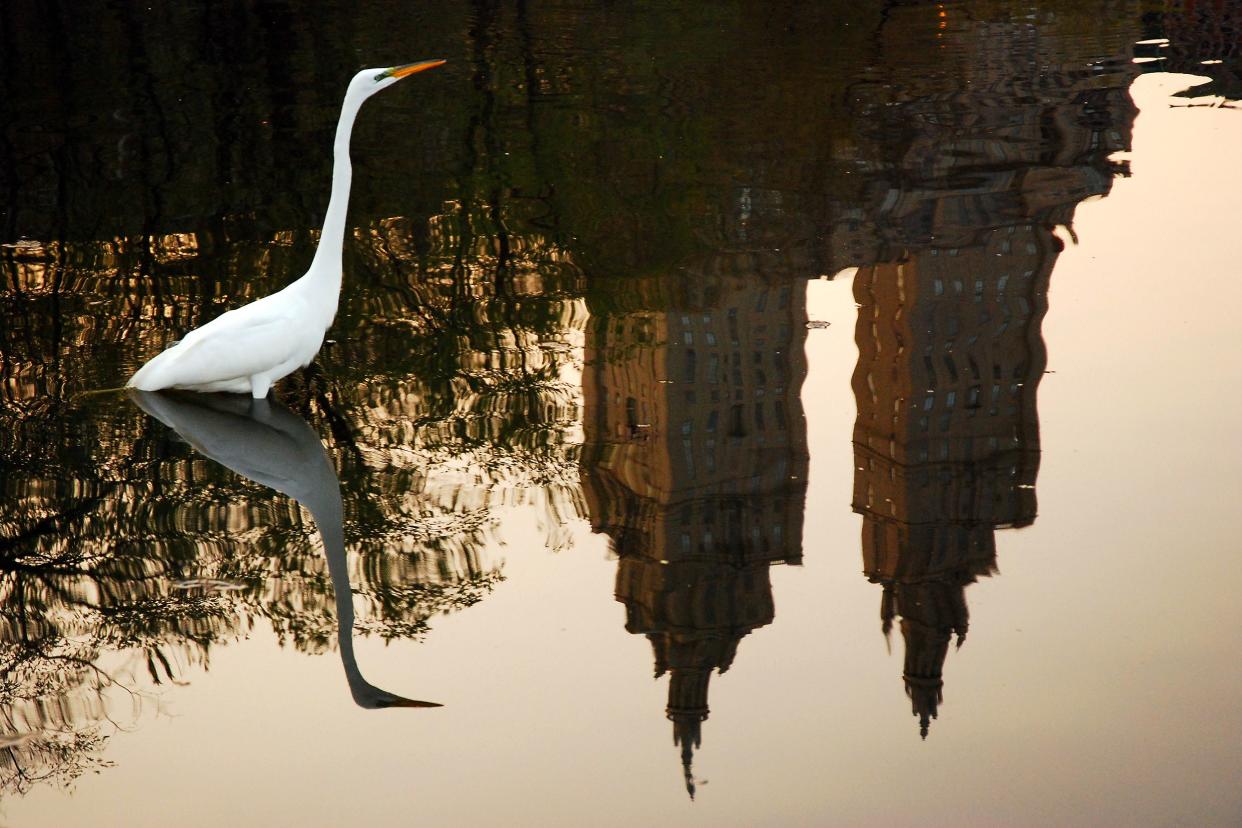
[
  {"x1": 385, "y1": 59, "x2": 446, "y2": 80},
  {"x1": 375, "y1": 698, "x2": 443, "y2": 709}
]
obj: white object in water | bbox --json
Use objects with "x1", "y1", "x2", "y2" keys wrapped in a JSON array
[{"x1": 127, "y1": 60, "x2": 445, "y2": 398}]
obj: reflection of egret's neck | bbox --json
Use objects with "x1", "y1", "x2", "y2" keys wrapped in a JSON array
[
  {"x1": 129, "y1": 390, "x2": 439, "y2": 710},
  {"x1": 319, "y1": 494, "x2": 438, "y2": 709}
]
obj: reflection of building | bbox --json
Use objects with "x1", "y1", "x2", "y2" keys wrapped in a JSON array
[
  {"x1": 844, "y1": 6, "x2": 1140, "y2": 737},
  {"x1": 852, "y1": 234, "x2": 1051, "y2": 737},
  {"x1": 829, "y1": 8, "x2": 1139, "y2": 270},
  {"x1": 1139, "y1": 1, "x2": 1242, "y2": 100},
  {"x1": 582, "y1": 269, "x2": 808, "y2": 796}
]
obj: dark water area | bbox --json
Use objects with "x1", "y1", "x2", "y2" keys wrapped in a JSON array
[{"x1": 2, "y1": 1, "x2": 1241, "y2": 825}]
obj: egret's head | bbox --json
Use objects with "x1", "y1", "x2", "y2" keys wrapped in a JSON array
[{"x1": 355, "y1": 59, "x2": 446, "y2": 96}]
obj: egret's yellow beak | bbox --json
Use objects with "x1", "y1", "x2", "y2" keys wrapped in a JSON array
[{"x1": 379, "y1": 59, "x2": 447, "y2": 81}]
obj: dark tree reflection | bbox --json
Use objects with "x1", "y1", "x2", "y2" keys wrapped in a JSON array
[{"x1": 0, "y1": 195, "x2": 585, "y2": 792}]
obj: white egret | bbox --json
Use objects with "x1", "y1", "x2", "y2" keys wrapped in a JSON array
[
  {"x1": 127, "y1": 60, "x2": 445, "y2": 398},
  {"x1": 130, "y1": 390, "x2": 442, "y2": 709}
]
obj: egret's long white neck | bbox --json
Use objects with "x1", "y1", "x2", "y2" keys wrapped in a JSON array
[{"x1": 305, "y1": 88, "x2": 368, "y2": 290}]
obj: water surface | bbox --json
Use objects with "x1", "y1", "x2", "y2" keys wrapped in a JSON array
[{"x1": 2, "y1": 2, "x2": 1241, "y2": 825}]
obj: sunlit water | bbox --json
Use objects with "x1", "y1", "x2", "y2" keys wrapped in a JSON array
[{"x1": 2, "y1": 2, "x2": 1241, "y2": 825}]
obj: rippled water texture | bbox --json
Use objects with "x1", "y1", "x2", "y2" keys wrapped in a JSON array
[{"x1": 2, "y1": 1, "x2": 1241, "y2": 825}]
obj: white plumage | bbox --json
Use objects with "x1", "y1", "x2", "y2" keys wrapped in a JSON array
[
  {"x1": 128, "y1": 59, "x2": 445, "y2": 399},
  {"x1": 127, "y1": 288, "x2": 324, "y2": 397}
]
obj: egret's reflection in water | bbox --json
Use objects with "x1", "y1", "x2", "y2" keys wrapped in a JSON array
[{"x1": 130, "y1": 391, "x2": 441, "y2": 710}]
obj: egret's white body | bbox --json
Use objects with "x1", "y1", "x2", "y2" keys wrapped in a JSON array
[{"x1": 127, "y1": 60, "x2": 444, "y2": 399}]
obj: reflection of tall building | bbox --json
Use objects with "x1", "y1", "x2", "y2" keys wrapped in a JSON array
[
  {"x1": 844, "y1": 6, "x2": 1140, "y2": 737},
  {"x1": 852, "y1": 233, "x2": 1051, "y2": 737},
  {"x1": 582, "y1": 269, "x2": 808, "y2": 796}
]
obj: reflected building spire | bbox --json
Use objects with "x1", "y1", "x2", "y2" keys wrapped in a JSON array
[
  {"x1": 852, "y1": 241, "x2": 1046, "y2": 738},
  {"x1": 841, "y1": 3, "x2": 1141, "y2": 737},
  {"x1": 582, "y1": 268, "x2": 808, "y2": 796},
  {"x1": 668, "y1": 664, "x2": 708, "y2": 800}
]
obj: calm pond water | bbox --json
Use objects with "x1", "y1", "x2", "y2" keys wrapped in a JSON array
[{"x1": 2, "y1": 1, "x2": 1241, "y2": 825}]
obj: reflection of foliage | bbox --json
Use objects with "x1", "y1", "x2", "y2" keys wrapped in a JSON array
[
  {"x1": 355, "y1": 571, "x2": 506, "y2": 642},
  {"x1": 1, "y1": 724, "x2": 113, "y2": 797},
  {"x1": 0, "y1": 177, "x2": 587, "y2": 790},
  {"x1": 1, "y1": 633, "x2": 163, "y2": 795},
  {"x1": 0, "y1": 183, "x2": 588, "y2": 796},
  {"x1": 0, "y1": 490, "x2": 251, "y2": 795}
]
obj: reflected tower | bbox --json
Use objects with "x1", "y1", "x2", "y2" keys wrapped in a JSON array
[
  {"x1": 843, "y1": 5, "x2": 1140, "y2": 737},
  {"x1": 851, "y1": 237, "x2": 1050, "y2": 738},
  {"x1": 582, "y1": 267, "x2": 808, "y2": 796}
]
